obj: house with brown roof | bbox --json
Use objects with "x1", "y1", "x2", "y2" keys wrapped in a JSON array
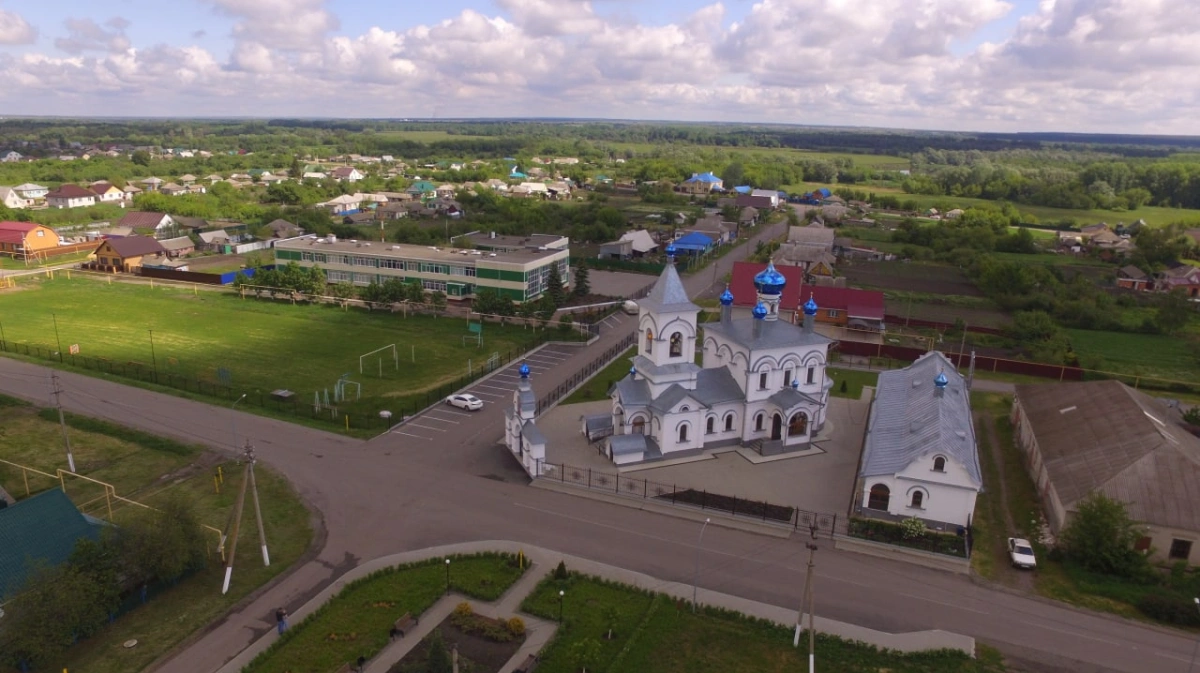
[
  {"x1": 159, "y1": 236, "x2": 195, "y2": 258},
  {"x1": 159, "y1": 182, "x2": 186, "y2": 196},
  {"x1": 0, "y1": 221, "x2": 59, "y2": 257},
  {"x1": 1154, "y1": 264, "x2": 1200, "y2": 298},
  {"x1": 46, "y1": 184, "x2": 97, "y2": 209},
  {"x1": 140, "y1": 176, "x2": 165, "y2": 191},
  {"x1": 265, "y1": 219, "x2": 302, "y2": 238},
  {"x1": 1116, "y1": 265, "x2": 1149, "y2": 291},
  {"x1": 91, "y1": 236, "x2": 167, "y2": 272},
  {"x1": 331, "y1": 166, "x2": 364, "y2": 183},
  {"x1": 1012, "y1": 380, "x2": 1200, "y2": 566}
]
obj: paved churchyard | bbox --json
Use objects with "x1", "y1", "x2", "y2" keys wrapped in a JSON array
[{"x1": 539, "y1": 393, "x2": 871, "y2": 517}]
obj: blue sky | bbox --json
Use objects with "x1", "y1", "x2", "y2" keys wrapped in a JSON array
[{"x1": 0, "y1": 0, "x2": 1195, "y2": 134}]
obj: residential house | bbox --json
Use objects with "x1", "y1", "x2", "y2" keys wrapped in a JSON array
[
  {"x1": 0, "y1": 221, "x2": 59, "y2": 257},
  {"x1": 13, "y1": 183, "x2": 48, "y2": 200},
  {"x1": 1116, "y1": 265, "x2": 1150, "y2": 291},
  {"x1": 680, "y1": 172, "x2": 724, "y2": 194},
  {"x1": 736, "y1": 194, "x2": 776, "y2": 210},
  {"x1": 435, "y1": 184, "x2": 458, "y2": 198},
  {"x1": 407, "y1": 180, "x2": 437, "y2": 199},
  {"x1": 159, "y1": 182, "x2": 187, "y2": 196},
  {"x1": 855, "y1": 351, "x2": 981, "y2": 529},
  {"x1": 317, "y1": 194, "x2": 363, "y2": 214},
  {"x1": 1012, "y1": 380, "x2": 1200, "y2": 566},
  {"x1": 89, "y1": 181, "x2": 126, "y2": 203},
  {"x1": 730, "y1": 261, "x2": 885, "y2": 331},
  {"x1": 378, "y1": 202, "x2": 411, "y2": 220},
  {"x1": 0, "y1": 489, "x2": 103, "y2": 601},
  {"x1": 618, "y1": 230, "x2": 658, "y2": 258},
  {"x1": 2, "y1": 151, "x2": 23, "y2": 163},
  {"x1": 123, "y1": 184, "x2": 143, "y2": 199},
  {"x1": 46, "y1": 184, "x2": 98, "y2": 209},
  {"x1": 483, "y1": 178, "x2": 509, "y2": 193},
  {"x1": 739, "y1": 207, "x2": 760, "y2": 226},
  {"x1": 1154, "y1": 264, "x2": 1200, "y2": 298},
  {"x1": 750, "y1": 189, "x2": 781, "y2": 208},
  {"x1": 685, "y1": 215, "x2": 734, "y2": 244},
  {"x1": 177, "y1": 174, "x2": 197, "y2": 186},
  {"x1": 205, "y1": 173, "x2": 225, "y2": 184},
  {"x1": 173, "y1": 216, "x2": 210, "y2": 234},
  {"x1": 0, "y1": 186, "x2": 31, "y2": 209},
  {"x1": 518, "y1": 182, "x2": 550, "y2": 198},
  {"x1": 117, "y1": 211, "x2": 176, "y2": 233},
  {"x1": 597, "y1": 239, "x2": 633, "y2": 260},
  {"x1": 779, "y1": 224, "x2": 836, "y2": 275},
  {"x1": 140, "y1": 177, "x2": 165, "y2": 192},
  {"x1": 343, "y1": 211, "x2": 376, "y2": 225},
  {"x1": 198, "y1": 230, "x2": 231, "y2": 252},
  {"x1": 672, "y1": 231, "x2": 714, "y2": 255},
  {"x1": 546, "y1": 181, "x2": 572, "y2": 200},
  {"x1": 91, "y1": 236, "x2": 167, "y2": 272},
  {"x1": 331, "y1": 166, "x2": 364, "y2": 182},
  {"x1": 159, "y1": 236, "x2": 196, "y2": 258},
  {"x1": 265, "y1": 219, "x2": 302, "y2": 238}
]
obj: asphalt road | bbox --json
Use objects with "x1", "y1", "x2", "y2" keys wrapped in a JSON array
[{"x1": 3, "y1": 220, "x2": 1196, "y2": 673}]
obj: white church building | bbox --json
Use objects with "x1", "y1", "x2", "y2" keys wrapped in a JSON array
[
  {"x1": 503, "y1": 363, "x2": 547, "y2": 476},
  {"x1": 584, "y1": 249, "x2": 834, "y2": 465}
]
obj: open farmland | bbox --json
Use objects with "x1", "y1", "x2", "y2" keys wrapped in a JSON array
[
  {"x1": 1066, "y1": 329, "x2": 1200, "y2": 383},
  {"x1": 840, "y1": 260, "x2": 983, "y2": 296},
  {"x1": 0, "y1": 276, "x2": 539, "y2": 418}
]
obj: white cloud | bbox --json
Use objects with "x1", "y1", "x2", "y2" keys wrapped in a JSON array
[
  {"x1": 0, "y1": 0, "x2": 1198, "y2": 133},
  {"x1": 0, "y1": 7, "x2": 36, "y2": 45},
  {"x1": 55, "y1": 17, "x2": 132, "y2": 55}
]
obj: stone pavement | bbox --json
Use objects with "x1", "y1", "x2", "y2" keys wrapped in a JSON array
[{"x1": 216, "y1": 541, "x2": 973, "y2": 673}]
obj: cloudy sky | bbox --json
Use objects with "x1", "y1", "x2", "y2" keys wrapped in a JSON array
[{"x1": 0, "y1": 0, "x2": 1196, "y2": 134}]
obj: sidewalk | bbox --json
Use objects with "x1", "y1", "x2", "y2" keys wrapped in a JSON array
[{"x1": 216, "y1": 541, "x2": 974, "y2": 673}]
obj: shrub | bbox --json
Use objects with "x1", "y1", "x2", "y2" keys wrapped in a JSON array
[
  {"x1": 839, "y1": 379, "x2": 848, "y2": 393},
  {"x1": 554, "y1": 560, "x2": 569, "y2": 580},
  {"x1": 900, "y1": 516, "x2": 926, "y2": 540},
  {"x1": 453, "y1": 602, "x2": 473, "y2": 618},
  {"x1": 1135, "y1": 592, "x2": 1200, "y2": 626},
  {"x1": 1059, "y1": 492, "x2": 1149, "y2": 579},
  {"x1": 506, "y1": 616, "x2": 525, "y2": 636}
]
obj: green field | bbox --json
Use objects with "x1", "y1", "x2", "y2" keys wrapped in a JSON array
[
  {"x1": 0, "y1": 397, "x2": 312, "y2": 673},
  {"x1": 520, "y1": 574, "x2": 1006, "y2": 673},
  {"x1": 1066, "y1": 329, "x2": 1199, "y2": 383},
  {"x1": 827, "y1": 368, "x2": 878, "y2": 400},
  {"x1": 0, "y1": 277, "x2": 539, "y2": 416}
]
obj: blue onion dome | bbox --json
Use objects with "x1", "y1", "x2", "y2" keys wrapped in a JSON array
[
  {"x1": 665, "y1": 242, "x2": 677, "y2": 258},
  {"x1": 934, "y1": 371, "x2": 948, "y2": 388},
  {"x1": 791, "y1": 379, "x2": 800, "y2": 389},
  {"x1": 753, "y1": 261, "x2": 786, "y2": 296},
  {"x1": 519, "y1": 363, "x2": 531, "y2": 379},
  {"x1": 803, "y1": 293, "x2": 819, "y2": 316},
  {"x1": 719, "y1": 285, "x2": 734, "y2": 306},
  {"x1": 752, "y1": 302, "x2": 768, "y2": 320}
]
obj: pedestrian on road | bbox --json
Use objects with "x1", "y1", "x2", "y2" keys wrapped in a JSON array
[{"x1": 275, "y1": 607, "x2": 288, "y2": 635}]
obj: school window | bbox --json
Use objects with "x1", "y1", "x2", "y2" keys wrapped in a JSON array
[
  {"x1": 302, "y1": 252, "x2": 314, "y2": 262},
  {"x1": 422, "y1": 280, "x2": 447, "y2": 292}
]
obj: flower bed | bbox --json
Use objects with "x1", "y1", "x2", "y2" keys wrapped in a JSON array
[{"x1": 847, "y1": 518, "x2": 968, "y2": 557}]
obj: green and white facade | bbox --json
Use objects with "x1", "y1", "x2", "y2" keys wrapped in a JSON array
[{"x1": 274, "y1": 235, "x2": 569, "y2": 301}]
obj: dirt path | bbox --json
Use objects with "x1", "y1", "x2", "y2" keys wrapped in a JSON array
[{"x1": 976, "y1": 410, "x2": 1036, "y2": 592}]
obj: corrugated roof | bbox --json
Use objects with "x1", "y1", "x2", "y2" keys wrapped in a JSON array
[
  {"x1": 1015, "y1": 380, "x2": 1200, "y2": 530},
  {"x1": 117, "y1": 211, "x2": 171, "y2": 228},
  {"x1": 860, "y1": 351, "x2": 980, "y2": 484},
  {"x1": 0, "y1": 489, "x2": 100, "y2": 600},
  {"x1": 702, "y1": 316, "x2": 831, "y2": 351},
  {"x1": 159, "y1": 236, "x2": 194, "y2": 252},
  {"x1": 610, "y1": 434, "x2": 649, "y2": 455},
  {"x1": 102, "y1": 236, "x2": 167, "y2": 258},
  {"x1": 610, "y1": 376, "x2": 652, "y2": 407},
  {"x1": 639, "y1": 262, "x2": 700, "y2": 314},
  {"x1": 648, "y1": 384, "x2": 706, "y2": 414},
  {"x1": 521, "y1": 420, "x2": 546, "y2": 446}
]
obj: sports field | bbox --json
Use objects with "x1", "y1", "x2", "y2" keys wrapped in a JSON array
[{"x1": 0, "y1": 277, "x2": 537, "y2": 415}]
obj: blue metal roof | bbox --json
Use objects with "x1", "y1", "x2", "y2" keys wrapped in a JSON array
[
  {"x1": 673, "y1": 232, "x2": 714, "y2": 250},
  {"x1": 684, "y1": 172, "x2": 722, "y2": 184}
]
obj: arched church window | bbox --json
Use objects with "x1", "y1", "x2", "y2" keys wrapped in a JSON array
[
  {"x1": 706, "y1": 416, "x2": 715, "y2": 434},
  {"x1": 725, "y1": 413, "x2": 735, "y2": 432},
  {"x1": 678, "y1": 423, "x2": 689, "y2": 443},
  {"x1": 644, "y1": 329, "x2": 653, "y2": 355},
  {"x1": 631, "y1": 417, "x2": 646, "y2": 435},
  {"x1": 788, "y1": 412, "x2": 808, "y2": 436},
  {"x1": 669, "y1": 332, "x2": 683, "y2": 357},
  {"x1": 754, "y1": 413, "x2": 764, "y2": 432}
]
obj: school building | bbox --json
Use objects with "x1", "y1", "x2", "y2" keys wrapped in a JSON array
[{"x1": 273, "y1": 235, "x2": 570, "y2": 301}]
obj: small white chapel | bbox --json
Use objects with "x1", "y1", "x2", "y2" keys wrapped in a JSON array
[{"x1": 584, "y1": 246, "x2": 834, "y2": 465}]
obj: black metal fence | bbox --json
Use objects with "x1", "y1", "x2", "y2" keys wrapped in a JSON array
[
  {"x1": 536, "y1": 459, "x2": 839, "y2": 536},
  {"x1": 0, "y1": 333, "x2": 565, "y2": 432},
  {"x1": 535, "y1": 332, "x2": 637, "y2": 415}
]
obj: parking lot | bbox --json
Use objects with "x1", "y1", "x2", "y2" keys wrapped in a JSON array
[{"x1": 387, "y1": 343, "x2": 584, "y2": 442}]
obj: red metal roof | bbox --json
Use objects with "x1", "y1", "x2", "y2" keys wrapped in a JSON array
[
  {"x1": 0, "y1": 220, "x2": 38, "y2": 233},
  {"x1": 730, "y1": 261, "x2": 884, "y2": 319}
]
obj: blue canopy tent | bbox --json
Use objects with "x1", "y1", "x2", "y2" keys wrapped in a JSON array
[{"x1": 673, "y1": 232, "x2": 715, "y2": 255}]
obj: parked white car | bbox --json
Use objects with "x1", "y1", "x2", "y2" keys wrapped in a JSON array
[
  {"x1": 445, "y1": 393, "x2": 484, "y2": 411},
  {"x1": 1007, "y1": 537, "x2": 1037, "y2": 569}
]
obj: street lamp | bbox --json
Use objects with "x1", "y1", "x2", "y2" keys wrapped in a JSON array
[
  {"x1": 445, "y1": 558, "x2": 451, "y2": 595},
  {"x1": 558, "y1": 589, "x2": 565, "y2": 623},
  {"x1": 1188, "y1": 597, "x2": 1200, "y2": 673},
  {"x1": 231, "y1": 393, "x2": 247, "y2": 451},
  {"x1": 692, "y1": 518, "x2": 711, "y2": 613}
]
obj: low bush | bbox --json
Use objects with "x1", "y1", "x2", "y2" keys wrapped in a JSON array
[{"x1": 1135, "y1": 591, "x2": 1200, "y2": 626}]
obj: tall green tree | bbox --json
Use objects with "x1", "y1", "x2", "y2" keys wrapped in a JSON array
[
  {"x1": 546, "y1": 264, "x2": 566, "y2": 307},
  {"x1": 1060, "y1": 492, "x2": 1148, "y2": 579},
  {"x1": 0, "y1": 563, "x2": 113, "y2": 670},
  {"x1": 572, "y1": 262, "x2": 590, "y2": 298},
  {"x1": 1155, "y1": 289, "x2": 1194, "y2": 334},
  {"x1": 119, "y1": 493, "x2": 209, "y2": 585},
  {"x1": 425, "y1": 629, "x2": 452, "y2": 673}
]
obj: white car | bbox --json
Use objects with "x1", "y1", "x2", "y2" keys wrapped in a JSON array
[
  {"x1": 445, "y1": 393, "x2": 484, "y2": 411},
  {"x1": 1007, "y1": 537, "x2": 1037, "y2": 569}
]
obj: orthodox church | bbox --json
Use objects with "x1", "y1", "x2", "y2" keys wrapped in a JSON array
[{"x1": 586, "y1": 247, "x2": 834, "y2": 465}]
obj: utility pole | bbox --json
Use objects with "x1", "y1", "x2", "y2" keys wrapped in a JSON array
[
  {"x1": 245, "y1": 441, "x2": 270, "y2": 567},
  {"x1": 221, "y1": 440, "x2": 271, "y2": 594},
  {"x1": 806, "y1": 541, "x2": 817, "y2": 673},
  {"x1": 50, "y1": 373, "x2": 76, "y2": 472}
]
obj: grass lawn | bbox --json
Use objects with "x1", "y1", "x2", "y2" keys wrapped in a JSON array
[
  {"x1": 244, "y1": 553, "x2": 526, "y2": 673},
  {"x1": 0, "y1": 396, "x2": 313, "y2": 673},
  {"x1": 560, "y1": 346, "x2": 635, "y2": 405},
  {"x1": 521, "y1": 574, "x2": 1007, "y2": 673},
  {"x1": 0, "y1": 250, "x2": 93, "y2": 270},
  {"x1": 1066, "y1": 328, "x2": 1200, "y2": 384},
  {"x1": 0, "y1": 276, "x2": 544, "y2": 418},
  {"x1": 827, "y1": 367, "x2": 877, "y2": 400},
  {"x1": 881, "y1": 192, "x2": 1200, "y2": 228}
]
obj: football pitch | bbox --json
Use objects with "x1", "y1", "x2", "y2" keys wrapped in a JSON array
[{"x1": 0, "y1": 277, "x2": 543, "y2": 416}]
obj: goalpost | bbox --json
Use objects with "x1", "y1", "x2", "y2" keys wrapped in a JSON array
[{"x1": 359, "y1": 344, "x2": 399, "y2": 377}]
